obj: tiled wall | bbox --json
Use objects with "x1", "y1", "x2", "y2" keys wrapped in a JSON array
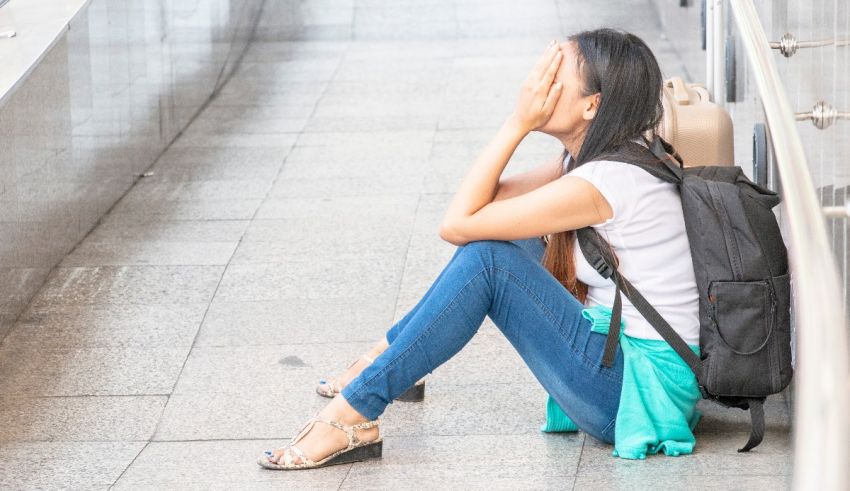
[
  {"x1": 0, "y1": 0, "x2": 264, "y2": 340},
  {"x1": 653, "y1": 0, "x2": 850, "y2": 317}
]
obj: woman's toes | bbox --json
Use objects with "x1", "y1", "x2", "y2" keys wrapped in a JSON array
[{"x1": 270, "y1": 448, "x2": 285, "y2": 464}]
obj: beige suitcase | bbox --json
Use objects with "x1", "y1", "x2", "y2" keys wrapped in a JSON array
[{"x1": 655, "y1": 77, "x2": 734, "y2": 167}]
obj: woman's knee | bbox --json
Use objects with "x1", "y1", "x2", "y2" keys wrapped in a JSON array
[
  {"x1": 458, "y1": 239, "x2": 543, "y2": 267},
  {"x1": 457, "y1": 240, "x2": 521, "y2": 265}
]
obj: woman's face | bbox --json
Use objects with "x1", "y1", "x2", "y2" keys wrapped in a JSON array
[{"x1": 537, "y1": 41, "x2": 598, "y2": 138}]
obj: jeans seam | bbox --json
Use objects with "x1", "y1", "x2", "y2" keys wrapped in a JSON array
[{"x1": 345, "y1": 267, "x2": 489, "y2": 402}]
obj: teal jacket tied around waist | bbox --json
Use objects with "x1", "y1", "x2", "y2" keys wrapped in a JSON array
[{"x1": 540, "y1": 306, "x2": 702, "y2": 460}]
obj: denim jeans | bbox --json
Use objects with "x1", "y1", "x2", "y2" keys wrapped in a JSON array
[{"x1": 340, "y1": 238, "x2": 624, "y2": 443}]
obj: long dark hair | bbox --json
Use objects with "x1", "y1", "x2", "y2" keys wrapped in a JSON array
[{"x1": 541, "y1": 28, "x2": 666, "y2": 302}]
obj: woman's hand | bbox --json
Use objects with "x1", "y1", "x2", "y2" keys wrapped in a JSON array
[{"x1": 510, "y1": 40, "x2": 563, "y2": 133}]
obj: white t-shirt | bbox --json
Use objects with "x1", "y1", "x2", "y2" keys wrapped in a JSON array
[{"x1": 562, "y1": 152, "x2": 700, "y2": 346}]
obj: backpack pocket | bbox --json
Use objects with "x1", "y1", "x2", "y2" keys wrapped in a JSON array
[{"x1": 705, "y1": 279, "x2": 777, "y2": 396}]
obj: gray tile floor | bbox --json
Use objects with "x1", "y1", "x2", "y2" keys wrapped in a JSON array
[{"x1": 0, "y1": 1, "x2": 791, "y2": 489}]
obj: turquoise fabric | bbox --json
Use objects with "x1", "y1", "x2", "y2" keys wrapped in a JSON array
[
  {"x1": 541, "y1": 305, "x2": 702, "y2": 459},
  {"x1": 539, "y1": 393, "x2": 579, "y2": 433}
]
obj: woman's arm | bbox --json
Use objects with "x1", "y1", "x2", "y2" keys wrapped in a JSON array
[
  {"x1": 439, "y1": 171, "x2": 612, "y2": 246},
  {"x1": 491, "y1": 153, "x2": 565, "y2": 202}
]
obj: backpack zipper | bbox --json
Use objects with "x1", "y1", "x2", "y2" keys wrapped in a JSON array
[{"x1": 707, "y1": 182, "x2": 744, "y2": 281}]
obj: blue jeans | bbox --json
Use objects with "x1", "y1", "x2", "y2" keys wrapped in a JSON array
[{"x1": 340, "y1": 238, "x2": 624, "y2": 443}]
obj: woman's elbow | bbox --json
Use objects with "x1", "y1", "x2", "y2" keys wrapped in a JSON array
[{"x1": 438, "y1": 222, "x2": 469, "y2": 246}]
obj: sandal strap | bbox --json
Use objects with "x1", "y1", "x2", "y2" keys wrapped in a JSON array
[
  {"x1": 288, "y1": 444, "x2": 314, "y2": 466},
  {"x1": 282, "y1": 447, "x2": 294, "y2": 466},
  {"x1": 314, "y1": 418, "x2": 380, "y2": 446},
  {"x1": 289, "y1": 417, "x2": 317, "y2": 446},
  {"x1": 349, "y1": 419, "x2": 380, "y2": 430}
]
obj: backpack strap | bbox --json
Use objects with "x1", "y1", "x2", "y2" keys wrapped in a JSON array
[
  {"x1": 576, "y1": 228, "x2": 703, "y2": 377},
  {"x1": 738, "y1": 398, "x2": 766, "y2": 452},
  {"x1": 647, "y1": 134, "x2": 685, "y2": 179}
]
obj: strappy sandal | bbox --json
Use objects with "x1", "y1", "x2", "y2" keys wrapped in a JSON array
[
  {"x1": 257, "y1": 415, "x2": 383, "y2": 470},
  {"x1": 316, "y1": 354, "x2": 426, "y2": 402}
]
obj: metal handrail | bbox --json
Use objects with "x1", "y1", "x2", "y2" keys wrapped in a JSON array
[
  {"x1": 0, "y1": 0, "x2": 14, "y2": 40},
  {"x1": 728, "y1": 1, "x2": 850, "y2": 490}
]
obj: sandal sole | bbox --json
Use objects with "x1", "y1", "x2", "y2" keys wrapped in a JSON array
[
  {"x1": 395, "y1": 382, "x2": 425, "y2": 402},
  {"x1": 316, "y1": 381, "x2": 426, "y2": 402},
  {"x1": 258, "y1": 440, "x2": 383, "y2": 470}
]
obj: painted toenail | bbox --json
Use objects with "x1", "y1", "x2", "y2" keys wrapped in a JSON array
[
  {"x1": 264, "y1": 450, "x2": 272, "y2": 456},
  {"x1": 319, "y1": 379, "x2": 326, "y2": 384}
]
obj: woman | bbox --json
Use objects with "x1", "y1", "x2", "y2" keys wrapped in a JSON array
[{"x1": 258, "y1": 28, "x2": 702, "y2": 469}]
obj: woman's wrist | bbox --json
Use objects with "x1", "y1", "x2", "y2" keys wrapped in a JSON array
[{"x1": 504, "y1": 114, "x2": 532, "y2": 137}]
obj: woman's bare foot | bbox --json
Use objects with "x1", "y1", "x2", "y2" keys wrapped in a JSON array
[{"x1": 266, "y1": 394, "x2": 378, "y2": 466}]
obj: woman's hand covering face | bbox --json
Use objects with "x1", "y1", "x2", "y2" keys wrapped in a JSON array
[{"x1": 511, "y1": 41, "x2": 564, "y2": 133}]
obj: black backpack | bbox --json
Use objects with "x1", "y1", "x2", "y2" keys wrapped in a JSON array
[{"x1": 575, "y1": 135, "x2": 792, "y2": 452}]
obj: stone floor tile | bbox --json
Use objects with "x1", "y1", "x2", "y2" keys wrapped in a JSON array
[
  {"x1": 181, "y1": 115, "x2": 310, "y2": 136},
  {"x1": 242, "y1": 40, "x2": 349, "y2": 63},
  {"x1": 303, "y1": 114, "x2": 439, "y2": 133},
  {"x1": 143, "y1": 160, "x2": 284, "y2": 182},
  {"x1": 29, "y1": 266, "x2": 224, "y2": 308},
  {"x1": 4, "y1": 303, "x2": 207, "y2": 349},
  {"x1": 196, "y1": 103, "x2": 318, "y2": 124},
  {"x1": 171, "y1": 342, "x2": 376, "y2": 395},
  {"x1": 0, "y1": 344, "x2": 190, "y2": 396},
  {"x1": 229, "y1": 240, "x2": 408, "y2": 265},
  {"x1": 693, "y1": 395, "x2": 792, "y2": 433},
  {"x1": 572, "y1": 474, "x2": 791, "y2": 491},
  {"x1": 104, "y1": 197, "x2": 263, "y2": 222},
  {"x1": 354, "y1": 2, "x2": 458, "y2": 40},
  {"x1": 214, "y1": 259, "x2": 403, "y2": 301},
  {"x1": 111, "y1": 440, "x2": 349, "y2": 490},
  {"x1": 231, "y1": 59, "x2": 341, "y2": 82},
  {"x1": 120, "y1": 179, "x2": 273, "y2": 203},
  {"x1": 0, "y1": 395, "x2": 166, "y2": 442},
  {"x1": 153, "y1": 391, "x2": 329, "y2": 441},
  {"x1": 235, "y1": 224, "x2": 411, "y2": 260},
  {"x1": 254, "y1": 194, "x2": 419, "y2": 220},
  {"x1": 291, "y1": 128, "x2": 435, "y2": 150},
  {"x1": 85, "y1": 220, "x2": 250, "y2": 243},
  {"x1": 193, "y1": 297, "x2": 396, "y2": 347},
  {"x1": 339, "y1": 434, "x2": 581, "y2": 490},
  {"x1": 576, "y1": 429, "x2": 792, "y2": 478},
  {"x1": 278, "y1": 155, "x2": 427, "y2": 179},
  {"x1": 169, "y1": 131, "x2": 299, "y2": 149},
  {"x1": 154, "y1": 146, "x2": 289, "y2": 167},
  {"x1": 332, "y1": 57, "x2": 453, "y2": 83},
  {"x1": 61, "y1": 241, "x2": 238, "y2": 267},
  {"x1": 0, "y1": 441, "x2": 145, "y2": 490},
  {"x1": 311, "y1": 98, "x2": 443, "y2": 120},
  {"x1": 375, "y1": 382, "x2": 551, "y2": 437},
  {"x1": 269, "y1": 174, "x2": 424, "y2": 198}
]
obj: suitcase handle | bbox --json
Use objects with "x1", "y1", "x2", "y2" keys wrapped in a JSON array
[{"x1": 667, "y1": 77, "x2": 691, "y2": 105}]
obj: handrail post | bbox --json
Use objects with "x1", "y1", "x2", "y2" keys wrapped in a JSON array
[{"x1": 706, "y1": 0, "x2": 726, "y2": 102}]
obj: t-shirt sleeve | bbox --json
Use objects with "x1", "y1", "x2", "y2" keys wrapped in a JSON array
[{"x1": 566, "y1": 160, "x2": 634, "y2": 227}]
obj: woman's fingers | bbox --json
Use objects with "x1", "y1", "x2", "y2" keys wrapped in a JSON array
[
  {"x1": 511, "y1": 41, "x2": 563, "y2": 132},
  {"x1": 541, "y1": 81, "x2": 563, "y2": 115},
  {"x1": 531, "y1": 41, "x2": 560, "y2": 81},
  {"x1": 540, "y1": 49, "x2": 562, "y2": 90}
]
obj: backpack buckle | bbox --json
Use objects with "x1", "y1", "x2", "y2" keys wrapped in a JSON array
[{"x1": 591, "y1": 257, "x2": 613, "y2": 279}]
